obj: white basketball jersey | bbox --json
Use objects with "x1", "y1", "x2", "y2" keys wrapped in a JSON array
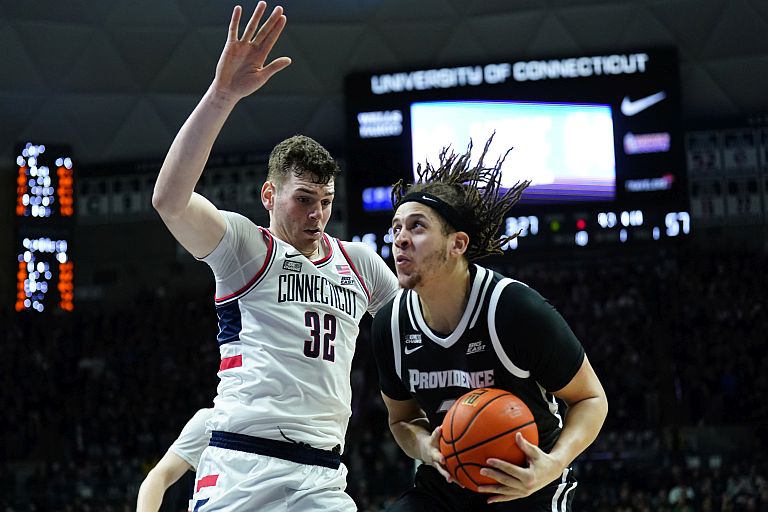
[{"x1": 202, "y1": 212, "x2": 398, "y2": 452}]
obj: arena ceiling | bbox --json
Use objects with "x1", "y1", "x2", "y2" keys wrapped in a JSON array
[{"x1": 1, "y1": 0, "x2": 767, "y2": 167}]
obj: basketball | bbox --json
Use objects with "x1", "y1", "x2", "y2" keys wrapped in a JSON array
[{"x1": 439, "y1": 387, "x2": 539, "y2": 492}]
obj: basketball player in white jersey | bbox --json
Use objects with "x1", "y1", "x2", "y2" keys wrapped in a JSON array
[
  {"x1": 371, "y1": 137, "x2": 608, "y2": 511},
  {"x1": 137, "y1": 408, "x2": 213, "y2": 512},
  {"x1": 151, "y1": 3, "x2": 399, "y2": 510}
]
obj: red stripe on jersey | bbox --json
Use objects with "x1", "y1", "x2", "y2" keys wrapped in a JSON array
[
  {"x1": 312, "y1": 233, "x2": 334, "y2": 266},
  {"x1": 196, "y1": 474, "x2": 219, "y2": 492},
  {"x1": 338, "y1": 241, "x2": 371, "y2": 300},
  {"x1": 215, "y1": 228, "x2": 274, "y2": 303},
  {"x1": 219, "y1": 355, "x2": 242, "y2": 371}
]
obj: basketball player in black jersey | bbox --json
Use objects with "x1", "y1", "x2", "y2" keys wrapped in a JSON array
[{"x1": 371, "y1": 136, "x2": 608, "y2": 511}]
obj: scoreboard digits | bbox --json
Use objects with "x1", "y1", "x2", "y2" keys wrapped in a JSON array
[
  {"x1": 14, "y1": 142, "x2": 75, "y2": 313},
  {"x1": 353, "y1": 207, "x2": 690, "y2": 258}
]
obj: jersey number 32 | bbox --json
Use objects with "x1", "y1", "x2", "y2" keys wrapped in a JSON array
[{"x1": 304, "y1": 311, "x2": 336, "y2": 362}]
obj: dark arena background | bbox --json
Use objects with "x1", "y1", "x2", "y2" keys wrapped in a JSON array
[{"x1": 1, "y1": 1, "x2": 767, "y2": 510}]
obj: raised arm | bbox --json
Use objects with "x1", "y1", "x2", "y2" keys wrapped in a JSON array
[{"x1": 152, "y1": 2, "x2": 291, "y2": 258}]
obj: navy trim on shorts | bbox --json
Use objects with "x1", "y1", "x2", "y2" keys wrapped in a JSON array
[{"x1": 210, "y1": 431, "x2": 341, "y2": 469}]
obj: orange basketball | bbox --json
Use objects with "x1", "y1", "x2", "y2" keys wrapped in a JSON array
[{"x1": 439, "y1": 387, "x2": 538, "y2": 492}]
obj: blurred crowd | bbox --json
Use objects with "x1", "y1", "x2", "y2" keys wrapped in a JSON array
[{"x1": 1, "y1": 248, "x2": 766, "y2": 511}]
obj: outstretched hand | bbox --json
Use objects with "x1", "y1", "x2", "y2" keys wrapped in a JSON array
[
  {"x1": 212, "y1": 2, "x2": 292, "y2": 101},
  {"x1": 476, "y1": 432, "x2": 565, "y2": 504}
]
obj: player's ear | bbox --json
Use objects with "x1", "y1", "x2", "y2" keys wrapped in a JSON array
[
  {"x1": 450, "y1": 231, "x2": 469, "y2": 257},
  {"x1": 261, "y1": 181, "x2": 276, "y2": 211}
]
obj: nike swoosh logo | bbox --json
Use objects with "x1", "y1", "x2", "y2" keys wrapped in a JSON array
[
  {"x1": 421, "y1": 195, "x2": 437, "y2": 202},
  {"x1": 286, "y1": 253, "x2": 302, "y2": 258},
  {"x1": 404, "y1": 345, "x2": 423, "y2": 355},
  {"x1": 621, "y1": 91, "x2": 667, "y2": 116}
]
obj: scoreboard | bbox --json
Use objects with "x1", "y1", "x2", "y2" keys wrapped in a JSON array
[
  {"x1": 344, "y1": 48, "x2": 691, "y2": 258},
  {"x1": 14, "y1": 142, "x2": 75, "y2": 312}
]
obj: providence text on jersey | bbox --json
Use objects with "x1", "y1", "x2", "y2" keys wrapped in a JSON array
[{"x1": 408, "y1": 368, "x2": 495, "y2": 392}]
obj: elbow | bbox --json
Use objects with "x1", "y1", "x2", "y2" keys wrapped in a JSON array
[
  {"x1": 151, "y1": 187, "x2": 170, "y2": 213},
  {"x1": 152, "y1": 187, "x2": 182, "y2": 219},
  {"x1": 594, "y1": 391, "x2": 609, "y2": 428}
]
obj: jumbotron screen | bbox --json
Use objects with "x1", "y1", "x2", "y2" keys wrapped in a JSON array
[{"x1": 344, "y1": 48, "x2": 690, "y2": 256}]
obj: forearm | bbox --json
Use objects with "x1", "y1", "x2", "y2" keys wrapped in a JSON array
[
  {"x1": 136, "y1": 472, "x2": 169, "y2": 512},
  {"x1": 152, "y1": 86, "x2": 239, "y2": 217},
  {"x1": 389, "y1": 417, "x2": 433, "y2": 462},
  {"x1": 548, "y1": 395, "x2": 608, "y2": 470}
]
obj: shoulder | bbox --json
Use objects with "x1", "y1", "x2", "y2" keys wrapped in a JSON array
[
  {"x1": 201, "y1": 211, "x2": 271, "y2": 267},
  {"x1": 469, "y1": 264, "x2": 538, "y2": 309},
  {"x1": 180, "y1": 408, "x2": 213, "y2": 437},
  {"x1": 216, "y1": 210, "x2": 264, "y2": 241},
  {"x1": 189, "y1": 407, "x2": 214, "y2": 425},
  {"x1": 490, "y1": 276, "x2": 544, "y2": 309},
  {"x1": 219, "y1": 210, "x2": 257, "y2": 226},
  {"x1": 486, "y1": 274, "x2": 561, "y2": 330},
  {"x1": 337, "y1": 240, "x2": 380, "y2": 262}
]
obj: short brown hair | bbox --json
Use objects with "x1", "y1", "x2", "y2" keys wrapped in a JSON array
[{"x1": 267, "y1": 135, "x2": 340, "y2": 185}]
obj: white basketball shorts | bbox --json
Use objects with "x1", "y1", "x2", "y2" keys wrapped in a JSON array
[{"x1": 190, "y1": 445, "x2": 357, "y2": 512}]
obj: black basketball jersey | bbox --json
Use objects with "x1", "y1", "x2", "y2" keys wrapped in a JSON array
[{"x1": 372, "y1": 264, "x2": 585, "y2": 454}]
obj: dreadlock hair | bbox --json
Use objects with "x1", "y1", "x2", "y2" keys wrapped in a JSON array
[
  {"x1": 391, "y1": 134, "x2": 530, "y2": 262},
  {"x1": 267, "y1": 135, "x2": 341, "y2": 186}
]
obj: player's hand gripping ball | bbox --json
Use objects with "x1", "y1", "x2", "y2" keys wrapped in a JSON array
[{"x1": 439, "y1": 387, "x2": 538, "y2": 492}]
